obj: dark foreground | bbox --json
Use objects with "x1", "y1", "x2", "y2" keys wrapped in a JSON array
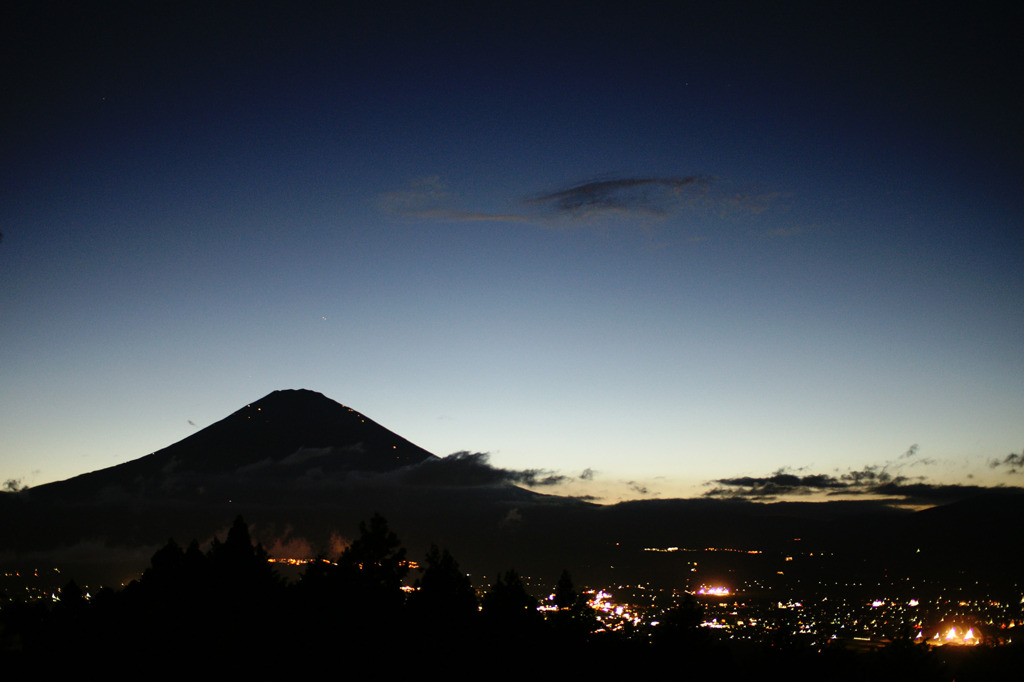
[{"x1": 2, "y1": 516, "x2": 1020, "y2": 680}]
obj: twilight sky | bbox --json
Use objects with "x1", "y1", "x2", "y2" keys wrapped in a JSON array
[{"x1": 2, "y1": 2, "x2": 1022, "y2": 502}]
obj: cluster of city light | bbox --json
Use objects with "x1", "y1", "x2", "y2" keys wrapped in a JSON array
[
  {"x1": 696, "y1": 586, "x2": 730, "y2": 596},
  {"x1": 586, "y1": 589, "x2": 642, "y2": 631},
  {"x1": 700, "y1": 619, "x2": 731, "y2": 629},
  {"x1": 567, "y1": 581, "x2": 1021, "y2": 646},
  {"x1": 268, "y1": 557, "x2": 316, "y2": 566},
  {"x1": 870, "y1": 598, "x2": 919, "y2": 608},
  {"x1": 920, "y1": 625, "x2": 980, "y2": 646},
  {"x1": 641, "y1": 546, "x2": 761, "y2": 554},
  {"x1": 588, "y1": 589, "x2": 614, "y2": 612}
]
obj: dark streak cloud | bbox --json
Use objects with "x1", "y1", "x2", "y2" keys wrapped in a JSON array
[
  {"x1": 899, "y1": 444, "x2": 919, "y2": 459},
  {"x1": 705, "y1": 463, "x2": 1024, "y2": 506},
  {"x1": 989, "y1": 450, "x2": 1024, "y2": 474},
  {"x1": 867, "y1": 481, "x2": 1017, "y2": 504},
  {"x1": 381, "y1": 175, "x2": 779, "y2": 225},
  {"x1": 525, "y1": 176, "x2": 711, "y2": 217},
  {"x1": 2, "y1": 478, "x2": 26, "y2": 493},
  {"x1": 399, "y1": 209, "x2": 525, "y2": 222},
  {"x1": 626, "y1": 480, "x2": 651, "y2": 496}
]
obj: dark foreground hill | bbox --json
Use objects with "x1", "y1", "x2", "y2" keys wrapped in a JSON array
[{"x1": 0, "y1": 389, "x2": 1021, "y2": 590}]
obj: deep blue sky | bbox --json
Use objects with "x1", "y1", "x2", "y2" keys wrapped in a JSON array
[{"x1": 2, "y1": 2, "x2": 1022, "y2": 501}]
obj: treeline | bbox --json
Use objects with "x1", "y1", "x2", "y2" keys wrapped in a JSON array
[
  {"x1": 0, "y1": 515, "x2": 618, "y2": 672},
  {"x1": 1, "y1": 515, "x2": 1020, "y2": 679}
]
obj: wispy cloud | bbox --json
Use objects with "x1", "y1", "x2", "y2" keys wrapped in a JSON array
[
  {"x1": 379, "y1": 177, "x2": 524, "y2": 222},
  {"x1": 2, "y1": 478, "x2": 26, "y2": 493},
  {"x1": 989, "y1": 450, "x2": 1024, "y2": 474},
  {"x1": 719, "y1": 190, "x2": 782, "y2": 218},
  {"x1": 378, "y1": 176, "x2": 451, "y2": 216},
  {"x1": 899, "y1": 444, "x2": 919, "y2": 460},
  {"x1": 625, "y1": 480, "x2": 654, "y2": 496},
  {"x1": 380, "y1": 174, "x2": 780, "y2": 226},
  {"x1": 397, "y1": 209, "x2": 526, "y2": 222}
]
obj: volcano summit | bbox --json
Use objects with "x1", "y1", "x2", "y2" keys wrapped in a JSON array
[{"x1": 26, "y1": 389, "x2": 438, "y2": 504}]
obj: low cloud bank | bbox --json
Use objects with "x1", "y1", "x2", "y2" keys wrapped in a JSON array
[{"x1": 704, "y1": 465, "x2": 1024, "y2": 505}]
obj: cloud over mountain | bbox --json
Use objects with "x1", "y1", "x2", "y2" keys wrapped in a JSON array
[{"x1": 393, "y1": 451, "x2": 569, "y2": 488}]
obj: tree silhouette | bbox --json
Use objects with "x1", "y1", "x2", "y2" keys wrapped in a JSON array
[
  {"x1": 122, "y1": 517, "x2": 283, "y2": 655},
  {"x1": 548, "y1": 569, "x2": 597, "y2": 641},
  {"x1": 553, "y1": 568, "x2": 578, "y2": 610},
  {"x1": 653, "y1": 592, "x2": 707, "y2": 651},
  {"x1": 207, "y1": 516, "x2": 279, "y2": 599},
  {"x1": 336, "y1": 514, "x2": 409, "y2": 623},
  {"x1": 408, "y1": 545, "x2": 477, "y2": 627},
  {"x1": 481, "y1": 569, "x2": 541, "y2": 635}
]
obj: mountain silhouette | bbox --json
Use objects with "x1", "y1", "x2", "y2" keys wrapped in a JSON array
[
  {"x1": 0, "y1": 389, "x2": 565, "y2": 582},
  {"x1": 27, "y1": 389, "x2": 437, "y2": 503}
]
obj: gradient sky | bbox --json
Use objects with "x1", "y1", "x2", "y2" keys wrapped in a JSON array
[{"x1": 2, "y1": 2, "x2": 1022, "y2": 502}]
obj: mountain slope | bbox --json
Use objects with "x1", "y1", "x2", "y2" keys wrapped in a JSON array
[
  {"x1": 27, "y1": 389, "x2": 437, "y2": 502},
  {"x1": 0, "y1": 389, "x2": 571, "y2": 583}
]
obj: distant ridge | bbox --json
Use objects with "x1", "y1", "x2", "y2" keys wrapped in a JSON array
[{"x1": 28, "y1": 389, "x2": 437, "y2": 501}]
